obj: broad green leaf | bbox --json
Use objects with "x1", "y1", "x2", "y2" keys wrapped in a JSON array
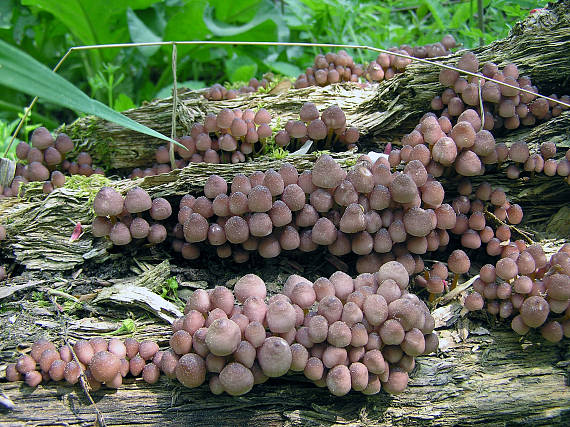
[
  {"x1": 127, "y1": 7, "x2": 161, "y2": 57},
  {"x1": 114, "y1": 93, "x2": 136, "y2": 112},
  {"x1": 155, "y1": 80, "x2": 206, "y2": 99},
  {"x1": 0, "y1": 39, "x2": 178, "y2": 147},
  {"x1": 203, "y1": 0, "x2": 288, "y2": 41},
  {"x1": 263, "y1": 60, "x2": 302, "y2": 77},
  {"x1": 163, "y1": 0, "x2": 210, "y2": 56},
  {"x1": 225, "y1": 56, "x2": 258, "y2": 83},
  {"x1": 230, "y1": 64, "x2": 258, "y2": 83},
  {"x1": 211, "y1": 0, "x2": 262, "y2": 23},
  {"x1": 21, "y1": 0, "x2": 159, "y2": 64}
]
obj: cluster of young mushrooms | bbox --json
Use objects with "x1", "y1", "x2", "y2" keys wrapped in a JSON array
[
  {"x1": 6, "y1": 263, "x2": 438, "y2": 396},
  {"x1": 3, "y1": 128, "x2": 104, "y2": 197}
]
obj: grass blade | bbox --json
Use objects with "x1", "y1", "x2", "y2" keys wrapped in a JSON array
[{"x1": 0, "y1": 39, "x2": 179, "y2": 147}]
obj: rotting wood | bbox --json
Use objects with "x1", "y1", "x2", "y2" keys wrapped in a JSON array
[
  {"x1": 0, "y1": 151, "x2": 358, "y2": 271},
  {"x1": 60, "y1": 1, "x2": 570, "y2": 170},
  {"x1": 1, "y1": 325, "x2": 568, "y2": 426}
]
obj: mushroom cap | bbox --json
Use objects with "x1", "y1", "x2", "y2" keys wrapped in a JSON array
[
  {"x1": 204, "y1": 175, "x2": 228, "y2": 199},
  {"x1": 312, "y1": 154, "x2": 346, "y2": 188},
  {"x1": 455, "y1": 150, "x2": 482, "y2": 176},
  {"x1": 254, "y1": 108, "x2": 271, "y2": 125},
  {"x1": 448, "y1": 249, "x2": 470, "y2": 274},
  {"x1": 263, "y1": 169, "x2": 285, "y2": 197},
  {"x1": 326, "y1": 365, "x2": 351, "y2": 396},
  {"x1": 55, "y1": 133, "x2": 74, "y2": 153},
  {"x1": 110, "y1": 222, "x2": 132, "y2": 246},
  {"x1": 339, "y1": 203, "x2": 366, "y2": 233},
  {"x1": 183, "y1": 213, "x2": 208, "y2": 242},
  {"x1": 321, "y1": 105, "x2": 346, "y2": 129},
  {"x1": 205, "y1": 318, "x2": 241, "y2": 356},
  {"x1": 219, "y1": 362, "x2": 254, "y2": 396},
  {"x1": 300, "y1": 102, "x2": 320, "y2": 122},
  {"x1": 376, "y1": 261, "x2": 409, "y2": 289},
  {"x1": 234, "y1": 274, "x2": 267, "y2": 303},
  {"x1": 31, "y1": 126, "x2": 54, "y2": 150},
  {"x1": 257, "y1": 337, "x2": 292, "y2": 377},
  {"x1": 266, "y1": 300, "x2": 297, "y2": 333},
  {"x1": 89, "y1": 351, "x2": 121, "y2": 383},
  {"x1": 176, "y1": 353, "x2": 206, "y2": 388},
  {"x1": 124, "y1": 187, "x2": 152, "y2": 213},
  {"x1": 520, "y1": 296, "x2": 550, "y2": 328},
  {"x1": 224, "y1": 215, "x2": 250, "y2": 244},
  {"x1": 432, "y1": 137, "x2": 458, "y2": 166},
  {"x1": 93, "y1": 187, "x2": 124, "y2": 217},
  {"x1": 248, "y1": 185, "x2": 272, "y2": 212},
  {"x1": 311, "y1": 217, "x2": 338, "y2": 245},
  {"x1": 389, "y1": 172, "x2": 418, "y2": 204}
]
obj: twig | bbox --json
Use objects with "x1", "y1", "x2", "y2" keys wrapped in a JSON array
[
  {"x1": 478, "y1": 76, "x2": 485, "y2": 130},
  {"x1": 47, "y1": 295, "x2": 107, "y2": 427},
  {"x1": 439, "y1": 274, "x2": 480, "y2": 304},
  {"x1": 169, "y1": 43, "x2": 178, "y2": 170}
]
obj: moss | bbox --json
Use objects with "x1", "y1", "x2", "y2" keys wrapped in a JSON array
[
  {"x1": 64, "y1": 174, "x2": 112, "y2": 205},
  {"x1": 92, "y1": 136, "x2": 115, "y2": 169}
]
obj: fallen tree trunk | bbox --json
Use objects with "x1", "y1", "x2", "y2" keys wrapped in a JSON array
[
  {"x1": 0, "y1": 151, "x2": 358, "y2": 270},
  {"x1": 61, "y1": 1, "x2": 570, "y2": 170},
  {"x1": 1, "y1": 315, "x2": 568, "y2": 426}
]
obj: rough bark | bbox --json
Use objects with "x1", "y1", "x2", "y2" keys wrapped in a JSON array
[
  {"x1": 1, "y1": 319, "x2": 568, "y2": 426},
  {"x1": 61, "y1": 1, "x2": 570, "y2": 170},
  {"x1": 0, "y1": 151, "x2": 358, "y2": 270}
]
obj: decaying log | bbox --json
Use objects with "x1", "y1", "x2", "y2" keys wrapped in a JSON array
[
  {"x1": 61, "y1": 1, "x2": 570, "y2": 170},
  {"x1": 1, "y1": 317, "x2": 568, "y2": 426},
  {"x1": 0, "y1": 151, "x2": 358, "y2": 270}
]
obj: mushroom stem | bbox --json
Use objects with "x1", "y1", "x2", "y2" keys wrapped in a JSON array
[{"x1": 451, "y1": 273, "x2": 459, "y2": 290}]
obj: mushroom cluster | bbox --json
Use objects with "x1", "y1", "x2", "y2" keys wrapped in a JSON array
[
  {"x1": 6, "y1": 127, "x2": 104, "y2": 197},
  {"x1": 294, "y1": 50, "x2": 364, "y2": 89},
  {"x1": 131, "y1": 107, "x2": 274, "y2": 178},
  {"x1": 503, "y1": 141, "x2": 570, "y2": 181},
  {"x1": 294, "y1": 36, "x2": 456, "y2": 89},
  {"x1": 167, "y1": 153, "x2": 447, "y2": 272},
  {"x1": 203, "y1": 78, "x2": 270, "y2": 101},
  {"x1": 274, "y1": 103, "x2": 359, "y2": 151},
  {"x1": 7, "y1": 264, "x2": 439, "y2": 396},
  {"x1": 366, "y1": 35, "x2": 457, "y2": 83},
  {"x1": 433, "y1": 53, "x2": 569, "y2": 131},
  {"x1": 463, "y1": 244, "x2": 570, "y2": 343},
  {"x1": 92, "y1": 186, "x2": 172, "y2": 245},
  {"x1": 5, "y1": 336, "x2": 162, "y2": 389},
  {"x1": 399, "y1": 109, "x2": 570, "y2": 182},
  {"x1": 448, "y1": 180, "x2": 524, "y2": 255}
]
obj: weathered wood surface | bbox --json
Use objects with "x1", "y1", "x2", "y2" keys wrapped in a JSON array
[
  {"x1": 1, "y1": 322, "x2": 568, "y2": 426},
  {"x1": 1, "y1": 109, "x2": 569, "y2": 272},
  {"x1": 0, "y1": 151, "x2": 358, "y2": 271},
  {"x1": 62, "y1": 2, "x2": 570, "y2": 170}
]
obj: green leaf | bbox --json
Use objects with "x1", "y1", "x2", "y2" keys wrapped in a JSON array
[
  {"x1": 230, "y1": 64, "x2": 257, "y2": 83},
  {"x1": 126, "y1": 7, "x2": 162, "y2": 57},
  {"x1": 225, "y1": 56, "x2": 258, "y2": 83},
  {"x1": 203, "y1": 0, "x2": 288, "y2": 41},
  {"x1": 21, "y1": 0, "x2": 159, "y2": 65},
  {"x1": 0, "y1": 39, "x2": 179, "y2": 147},
  {"x1": 114, "y1": 93, "x2": 136, "y2": 111},
  {"x1": 155, "y1": 80, "x2": 206, "y2": 99},
  {"x1": 210, "y1": 0, "x2": 262, "y2": 23},
  {"x1": 262, "y1": 60, "x2": 302, "y2": 77},
  {"x1": 163, "y1": 0, "x2": 210, "y2": 56}
]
